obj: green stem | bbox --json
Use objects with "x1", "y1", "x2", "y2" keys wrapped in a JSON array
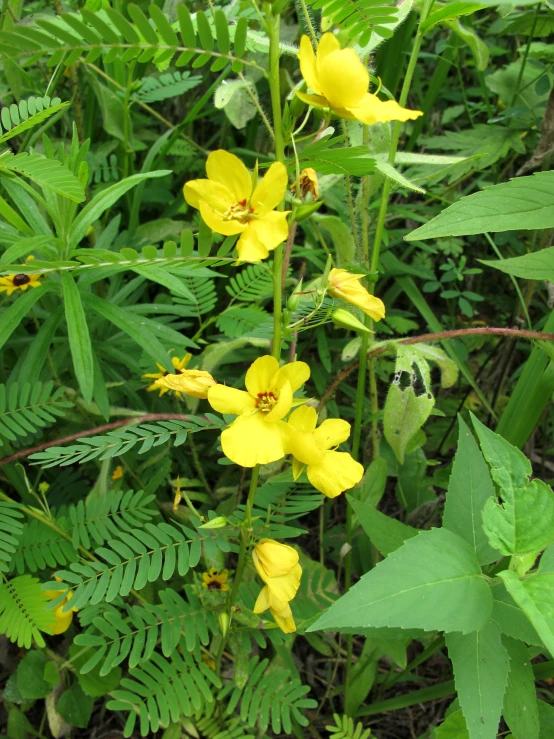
[
  {"x1": 267, "y1": 3, "x2": 285, "y2": 360},
  {"x1": 511, "y1": 3, "x2": 541, "y2": 107},
  {"x1": 216, "y1": 465, "x2": 260, "y2": 671}
]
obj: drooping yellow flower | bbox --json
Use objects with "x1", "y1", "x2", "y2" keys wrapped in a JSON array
[
  {"x1": 44, "y1": 588, "x2": 77, "y2": 635},
  {"x1": 252, "y1": 539, "x2": 302, "y2": 633},
  {"x1": 254, "y1": 586, "x2": 296, "y2": 633},
  {"x1": 202, "y1": 567, "x2": 230, "y2": 592},
  {"x1": 111, "y1": 465, "x2": 123, "y2": 480},
  {"x1": 207, "y1": 355, "x2": 310, "y2": 467},
  {"x1": 153, "y1": 368, "x2": 216, "y2": 399},
  {"x1": 142, "y1": 353, "x2": 195, "y2": 397},
  {"x1": 184, "y1": 150, "x2": 290, "y2": 263},
  {"x1": 286, "y1": 406, "x2": 364, "y2": 498},
  {"x1": 297, "y1": 34, "x2": 422, "y2": 125},
  {"x1": 328, "y1": 268, "x2": 386, "y2": 322},
  {"x1": 253, "y1": 539, "x2": 302, "y2": 603},
  {"x1": 0, "y1": 272, "x2": 41, "y2": 296}
]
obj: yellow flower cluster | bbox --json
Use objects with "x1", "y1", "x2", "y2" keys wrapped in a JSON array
[
  {"x1": 253, "y1": 539, "x2": 301, "y2": 633},
  {"x1": 206, "y1": 356, "x2": 363, "y2": 498}
]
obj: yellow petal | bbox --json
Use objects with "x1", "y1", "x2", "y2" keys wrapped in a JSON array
[
  {"x1": 298, "y1": 35, "x2": 322, "y2": 95},
  {"x1": 265, "y1": 380, "x2": 293, "y2": 422},
  {"x1": 295, "y1": 91, "x2": 330, "y2": 108},
  {"x1": 205, "y1": 149, "x2": 252, "y2": 202},
  {"x1": 316, "y1": 32, "x2": 341, "y2": 65},
  {"x1": 348, "y1": 93, "x2": 423, "y2": 125},
  {"x1": 221, "y1": 414, "x2": 289, "y2": 466},
  {"x1": 199, "y1": 201, "x2": 247, "y2": 237},
  {"x1": 264, "y1": 563, "x2": 302, "y2": 602},
  {"x1": 183, "y1": 178, "x2": 234, "y2": 212},
  {"x1": 50, "y1": 609, "x2": 74, "y2": 635},
  {"x1": 250, "y1": 162, "x2": 288, "y2": 215},
  {"x1": 247, "y1": 211, "x2": 289, "y2": 251},
  {"x1": 318, "y1": 48, "x2": 368, "y2": 110},
  {"x1": 307, "y1": 451, "x2": 364, "y2": 498},
  {"x1": 287, "y1": 427, "x2": 325, "y2": 465},
  {"x1": 276, "y1": 361, "x2": 310, "y2": 393},
  {"x1": 292, "y1": 456, "x2": 305, "y2": 481},
  {"x1": 328, "y1": 268, "x2": 386, "y2": 321},
  {"x1": 245, "y1": 355, "x2": 280, "y2": 397},
  {"x1": 254, "y1": 539, "x2": 300, "y2": 578},
  {"x1": 208, "y1": 385, "x2": 256, "y2": 415},
  {"x1": 202, "y1": 572, "x2": 211, "y2": 583},
  {"x1": 272, "y1": 607, "x2": 296, "y2": 633},
  {"x1": 314, "y1": 418, "x2": 351, "y2": 449},
  {"x1": 288, "y1": 405, "x2": 318, "y2": 434},
  {"x1": 254, "y1": 585, "x2": 271, "y2": 613},
  {"x1": 155, "y1": 370, "x2": 216, "y2": 399},
  {"x1": 235, "y1": 227, "x2": 270, "y2": 263}
]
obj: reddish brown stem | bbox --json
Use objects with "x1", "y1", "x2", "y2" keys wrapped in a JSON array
[
  {"x1": 317, "y1": 327, "x2": 554, "y2": 411},
  {"x1": 281, "y1": 221, "x2": 297, "y2": 287},
  {"x1": 0, "y1": 414, "x2": 196, "y2": 467}
]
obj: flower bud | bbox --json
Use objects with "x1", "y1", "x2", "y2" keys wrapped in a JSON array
[
  {"x1": 332, "y1": 308, "x2": 372, "y2": 334},
  {"x1": 198, "y1": 516, "x2": 228, "y2": 529},
  {"x1": 218, "y1": 611, "x2": 230, "y2": 637},
  {"x1": 287, "y1": 279, "x2": 303, "y2": 312}
]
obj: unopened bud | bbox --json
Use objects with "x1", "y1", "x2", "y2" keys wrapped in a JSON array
[
  {"x1": 332, "y1": 309, "x2": 372, "y2": 334},
  {"x1": 287, "y1": 279, "x2": 303, "y2": 312},
  {"x1": 198, "y1": 516, "x2": 228, "y2": 529},
  {"x1": 219, "y1": 611, "x2": 230, "y2": 637}
]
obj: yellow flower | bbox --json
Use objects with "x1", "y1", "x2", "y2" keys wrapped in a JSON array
[
  {"x1": 207, "y1": 355, "x2": 310, "y2": 467},
  {"x1": 111, "y1": 465, "x2": 123, "y2": 480},
  {"x1": 252, "y1": 539, "x2": 302, "y2": 603},
  {"x1": 202, "y1": 567, "x2": 230, "y2": 592},
  {"x1": 44, "y1": 588, "x2": 77, "y2": 635},
  {"x1": 201, "y1": 653, "x2": 217, "y2": 670},
  {"x1": 254, "y1": 586, "x2": 296, "y2": 634},
  {"x1": 328, "y1": 268, "x2": 386, "y2": 322},
  {"x1": 0, "y1": 272, "x2": 41, "y2": 296},
  {"x1": 286, "y1": 406, "x2": 364, "y2": 498},
  {"x1": 153, "y1": 368, "x2": 216, "y2": 399},
  {"x1": 142, "y1": 353, "x2": 194, "y2": 397},
  {"x1": 292, "y1": 167, "x2": 319, "y2": 200},
  {"x1": 297, "y1": 34, "x2": 422, "y2": 125},
  {"x1": 184, "y1": 150, "x2": 290, "y2": 263}
]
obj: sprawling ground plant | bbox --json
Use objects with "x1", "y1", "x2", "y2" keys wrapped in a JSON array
[{"x1": 2, "y1": 0, "x2": 554, "y2": 737}]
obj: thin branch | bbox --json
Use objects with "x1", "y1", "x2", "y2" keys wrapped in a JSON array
[
  {"x1": 317, "y1": 327, "x2": 554, "y2": 411},
  {"x1": 0, "y1": 413, "x2": 198, "y2": 467}
]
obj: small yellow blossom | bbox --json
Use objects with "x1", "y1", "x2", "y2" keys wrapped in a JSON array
[
  {"x1": 292, "y1": 167, "x2": 319, "y2": 200},
  {"x1": 201, "y1": 653, "x2": 217, "y2": 670},
  {"x1": 142, "y1": 353, "x2": 193, "y2": 397},
  {"x1": 286, "y1": 406, "x2": 364, "y2": 498},
  {"x1": 0, "y1": 272, "x2": 41, "y2": 296},
  {"x1": 328, "y1": 268, "x2": 385, "y2": 322},
  {"x1": 252, "y1": 539, "x2": 301, "y2": 633},
  {"x1": 111, "y1": 465, "x2": 123, "y2": 480},
  {"x1": 184, "y1": 150, "x2": 290, "y2": 263},
  {"x1": 207, "y1": 355, "x2": 310, "y2": 467},
  {"x1": 153, "y1": 368, "x2": 216, "y2": 399},
  {"x1": 202, "y1": 567, "x2": 230, "y2": 592},
  {"x1": 297, "y1": 34, "x2": 422, "y2": 125},
  {"x1": 44, "y1": 587, "x2": 77, "y2": 635}
]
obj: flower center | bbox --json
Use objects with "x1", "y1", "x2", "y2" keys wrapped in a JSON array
[
  {"x1": 13, "y1": 274, "x2": 31, "y2": 286},
  {"x1": 223, "y1": 198, "x2": 255, "y2": 224},
  {"x1": 256, "y1": 391, "x2": 278, "y2": 413},
  {"x1": 207, "y1": 580, "x2": 222, "y2": 590}
]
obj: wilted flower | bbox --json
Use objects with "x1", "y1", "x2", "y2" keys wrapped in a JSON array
[
  {"x1": 142, "y1": 353, "x2": 194, "y2": 397},
  {"x1": 111, "y1": 465, "x2": 123, "y2": 480},
  {"x1": 286, "y1": 406, "x2": 363, "y2": 498},
  {"x1": 328, "y1": 268, "x2": 385, "y2": 322},
  {"x1": 297, "y1": 34, "x2": 422, "y2": 125},
  {"x1": 207, "y1": 355, "x2": 310, "y2": 467},
  {"x1": 153, "y1": 368, "x2": 216, "y2": 399},
  {"x1": 292, "y1": 167, "x2": 319, "y2": 200},
  {"x1": 184, "y1": 150, "x2": 290, "y2": 263}
]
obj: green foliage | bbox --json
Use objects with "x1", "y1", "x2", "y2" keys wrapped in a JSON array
[
  {"x1": 0, "y1": 95, "x2": 67, "y2": 143},
  {"x1": 74, "y1": 587, "x2": 218, "y2": 675},
  {"x1": 106, "y1": 647, "x2": 222, "y2": 736},
  {"x1": 29, "y1": 415, "x2": 225, "y2": 467},
  {"x1": 219, "y1": 657, "x2": 317, "y2": 733},
  {"x1": 306, "y1": 0, "x2": 399, "y2": 45},
  {"x1": 226, "y1": 262, "x2": 274, "y2": 302},
  {"x1": 0, "y1": 381, "x2": 72, "y2": 447},
  {"x1": 0, "y1": 150, "x2": 86, "y2": 202},
  {"x1": 0, "y1": 575, "x2": 54, "y2": 648},
  {"x1": 326, "y1": 714, "x2": 372, "y2": 739},
  {"x1": 134, "y1": 71, "x2": 203, "y2": 103},
  {"x1": 0, "y1": 502, "x2": 24, "y2": 573}
]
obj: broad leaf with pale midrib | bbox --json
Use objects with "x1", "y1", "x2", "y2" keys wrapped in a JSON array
[{"x1": 308, "y1": 528, "x2": 492, "y2": 634}]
